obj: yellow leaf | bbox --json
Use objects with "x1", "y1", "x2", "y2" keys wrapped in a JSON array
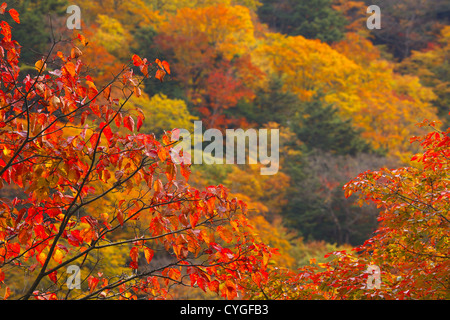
[
  {"x1": 53, "y1": 249, "x2": 64, "y2": 264},
  {"x1": 2, "y1": 146, "x2": 11, "y2": 157},
  {"x1": 34, "y1": 59, "x2": 46, "y2": 72},
  {"x1": 37, "y1": 252, "x2": 47, "y2": 266}
]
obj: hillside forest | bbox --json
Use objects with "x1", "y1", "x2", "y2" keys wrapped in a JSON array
[{"x1": 0, "y1": 0, "x2": 448, "y2": 300}]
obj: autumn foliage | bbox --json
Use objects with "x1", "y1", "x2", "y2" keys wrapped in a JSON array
[
  {"x1": 0, "y1": 1, "x2": 449, "y2": 301},
  {"x1": 244, "y1": 120, "x2": 450, "y2": 300},
  {"x1": 0, "y1": 4, "x2": 275, "y2": 300}
]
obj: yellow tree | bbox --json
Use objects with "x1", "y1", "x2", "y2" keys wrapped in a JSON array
[
  {"x1": 126, "y1": 92, "x2": 198, "y2": 136},
  {"x1": 398, "y1": 25, "x2": 450, "y2": 124},
  {"x1": 254, "y1": 32, "x2": 439, "y2": 160},
  {"x1": 154, "y1": 4, "x2": 263, "y2": 128}
]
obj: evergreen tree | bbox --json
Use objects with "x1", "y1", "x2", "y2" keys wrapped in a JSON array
[
  {"x1": 257, "y1": 0, "x2": 347, "y2": 43},
  {"x1": 290, "y1": 95, "x2": 373, "y2": 156},
  {"x1": 11, "y1": 0, "x2": 67, "y2": 65}
]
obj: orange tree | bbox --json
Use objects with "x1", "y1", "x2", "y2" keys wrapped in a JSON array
[
  {"x1": 245, "y1": 119, "x2": 449, "y2": 300},
  {"x1": 0, "y1": 4, "x2": 276, "y2": 300}
]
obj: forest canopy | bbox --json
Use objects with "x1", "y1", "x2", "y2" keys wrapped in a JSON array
[{"x1": 0, "y1": 0, "x2": 448, "y2": 301}]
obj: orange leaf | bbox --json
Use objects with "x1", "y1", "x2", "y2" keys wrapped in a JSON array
[
  {"x1": 3, "y1": 286, "x2": 10, "y2": 300},
  {"x1": 140, "y1": 65, "x2": 148, "y2": 78},
  {"x1": 153, "y1": 179, "x2": 163, "y2": 194},
  {"x1": 157, "y1": 147, "x2": 168, "y2": 162},
  {"x1": 155, "y1": 69, "x2": 166, "y2": 82},
  {"x1": 251, "y1": 273, "x2": 262, "y2": 287},
  {"x1": 77, "y1": 33, "x2": 88, "y2": 46},
  {"x1": 134, "y1": 86, "x2": 141, "y2": 98},
  {"x1": 8, "y1": 8, "x2": 19, "y2": 24},
  {"x1": 70, "y1": 46, "x2": 82, "y2": 59},
  {"x1": 155, "y1": 58, "x2": 163, "y2": 69},
  {"x1": 165, "y1": 163, "x2": 176, "y2": 181},
  {"x1": 217, "y1": 226, "x2": 233, "y2": 243},
  {"x1": 117, "y1": 209, "x2": 124, "y2": 226},
  {"x1": 88, "y1": 87, "x2": 98, "y2": 100},
  {"x1": 103, "y1": 85, "x2": 111, "y2": 100},
  {"x1": 222, "y1": 280, "x2": 237, "y2": 299},
  {"x1": 34, "y1": 59, "x2": 46, "y2": 73},
  {"x1": 262, "y1": 252, "x2": 269, "y2": 266},
  {"x1": 64, "y1": 62, "x2": 76, "y2": 77},
  {"x1": 130, "y1": 247, "x2": 139, "y2": 262},
  {"x1": 36, "y1": 252, "x2": 46, "y2": 266},
  {"x1": 189, "y1": 212, "x2": 199, "y2": 228},
  {"x1": 208, "y1": 280, "x2": 219, "y2": 294},
  {"x1": 180, "y1": 164, "x2": 191, "y2": 181},
  {"x1": 162, "y1": 61, "x2": 170, "y2": 75},
  {"x1": 0, "y1": 3, "x2": 7, "y2": 15},
  {"x1": 144, "y1": 247, "x2": 154, "y2": 264},
  {"x1": 56, "y1": 51, "x2": 66, "y2": 62},
  {"x1": 141, "y1": 64, "x2": 149, "y2": 77}
]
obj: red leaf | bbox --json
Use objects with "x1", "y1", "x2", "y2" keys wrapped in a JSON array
[
  {"x1": 197, "y1": 277, "x2": 207, "y2": 292},
  {"x1": 132, "y1": 54, "x2": 143, "y2": 67},
  {"x1": 88, "y1": 276, "x2": 99, "y2": 293},
  {"x1": 180, "y1": 164, "x2": 191, "y2": 181},
  {"x1": 130, "y1": 246, "x2": 139, "y2": 262},
  {"x1": 136, "y1": 116, "x2": 143, "y2": 132},
  {"x1": 117, "y1": 209, "x2": 124, "y2": 226},
  {"x1": 100, "y1": 122, "x2": 113, "y2": 144},
  {"x1": 123, "y1": 115, "x2": 135, "y2": 132},
  {"x1": 87, "y1": 87, "x2": 98, "y2": 100},
  {"x1": 90, "y1": 132, "x2": 99, "y2": 148},
  {"x1": 80, "y1": 111, "x2": 88, "y2": 126},
  {"x1": 129, "y1": 261, "x2": 139, "y2": 270},
  {"x1": 189, "y1": 212, "x2": 199, "y2": 228},
  {"x1": 114, "y1": 112, "x2": 123, "y2": 128},
  {"x1": 8, "y1": 8, "x2": 19, "y2": 24},
  {"x1": 208, "y1": 280, "x2": 220, "y2": 294},
  {"x1": 48, "y1": 271, "x2": 57, "y2": 284}
]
